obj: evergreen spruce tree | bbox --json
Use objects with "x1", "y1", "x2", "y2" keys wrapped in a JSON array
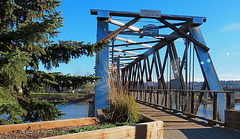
[{"x1": 0, "y1": 0, "x2": 107, "y2": 124}]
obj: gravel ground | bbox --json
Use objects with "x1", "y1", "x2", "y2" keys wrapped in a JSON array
[{"x1": 0, "y1": 124, "x2": 102, "y2": 139}]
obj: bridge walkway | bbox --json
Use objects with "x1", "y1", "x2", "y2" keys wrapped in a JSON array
[{"x1": 137, "y1": 101, "x2": 240, "y2": 139}]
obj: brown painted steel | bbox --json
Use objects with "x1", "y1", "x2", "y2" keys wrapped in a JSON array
[
  {"x1": 91, "y1": 9, "x2": 207, "y2": 22},
  {"x1": 122, "y1": 22, "x2": 191, "y2": 70},
  {"x1": 158, "y1": 19, "x2": 209, "y2": 51},
  {"x1": 97, "y1": 17, "x2": 141, "y2": 43}
]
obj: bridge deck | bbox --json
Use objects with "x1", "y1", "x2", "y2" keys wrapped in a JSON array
[{"x1": 137, "y1": 102, "x2": 240, "y2": 139}]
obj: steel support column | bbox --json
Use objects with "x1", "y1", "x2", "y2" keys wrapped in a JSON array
[
  {"x1": 95, "y1": 12, "x2": 109, "y2": 115},
  {"x1": 190, "y1": 26, "x2": 225, "y2": 121}
]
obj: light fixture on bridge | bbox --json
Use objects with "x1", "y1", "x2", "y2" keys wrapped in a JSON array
[{"x1": 207, "y1": 59, "x2": 211, "y2": 63}]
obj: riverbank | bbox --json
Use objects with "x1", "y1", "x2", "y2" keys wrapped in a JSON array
[
  {"x1": 35, "y1": 95, "x2": 92, "y2": 103},
  {"x1": 235, "y1": 98, "x2": 240, "y2": 103},
  {"x1": 18, "y1": 92, "x2": 93, "y2": 103}
]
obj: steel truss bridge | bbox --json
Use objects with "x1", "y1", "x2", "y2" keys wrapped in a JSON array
[{"x1": 91, "y1": 9, "x2": 234, "y2": 125}]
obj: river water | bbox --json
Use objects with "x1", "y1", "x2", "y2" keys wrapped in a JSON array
[
  {"x1": 56, "y1": 102, "x2": 240, "y2": 120},
  {"x1": 235, "y1": 104, "x2": 240, "y2": 110},
  {"x1": 56, "y1": 102, "x2": 89, "y2": 120}
]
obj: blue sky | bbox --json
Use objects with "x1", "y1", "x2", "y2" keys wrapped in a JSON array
[{"x1": 42, "y1": 0, "x2": 240, "y2": 81}]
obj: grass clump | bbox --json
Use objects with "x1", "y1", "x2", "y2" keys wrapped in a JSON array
[
  {"x1": 68, "y1": 123, "x2": 116, "y2": 133},
  {"x1": 105, "y1": 69, "x2": 141, "y2": 123}
]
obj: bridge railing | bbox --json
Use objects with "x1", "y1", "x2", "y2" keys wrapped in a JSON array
[{"x1": 129, "y1": 89, "x2": 234, "y2": 125}]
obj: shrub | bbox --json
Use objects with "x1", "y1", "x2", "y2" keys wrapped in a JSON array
[{"x1": 105, "y1": 69, "x2": 141, "y2": 123}]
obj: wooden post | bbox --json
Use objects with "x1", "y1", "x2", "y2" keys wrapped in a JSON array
[
  {"x1": 165, "y1": 90, "x2": 168, "y2": 107},
  {"x1": 226, "y1": 92, "x2": 231, "y2": 110},
  {"x1": 191, "y1": 92, "x2": 194, "y2": 113},
  {"x1": 137, "y1": 89, "x2": 139, "y2": 100},
  {"x1": 145, "y1": 89, "x2": 147, "y2": 102},
  {"x1": 213, "y1": 92, "x2": 217, "y2": 120},
  {"x1": 150, "y1": 86, "x2": 153, "y2": 103}
]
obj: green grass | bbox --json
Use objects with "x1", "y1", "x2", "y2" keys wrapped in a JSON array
[{"x1": 46, "y1": 122, "x2": 135, "y2": 135}]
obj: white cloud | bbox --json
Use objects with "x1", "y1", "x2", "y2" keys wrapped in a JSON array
[
  {"x1": 194, "y1": 77, "x2": 204, "y2": 82},
  {"x1": 219, "y1": 73, "x2": 240, "y2": 81},
  {"x1": 222, "y1": 23, "x2": 240, "y2": 32}
]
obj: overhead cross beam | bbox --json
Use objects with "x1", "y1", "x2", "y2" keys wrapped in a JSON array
[
  {"x1": 120, "y1": 47, "x2": 148, "y2": 51},
  {"x1": 123, "y1": 21, "x2": 192, "y2": 70},
  {"x1": 91, "y1": 9, "x2": 207, "y2": 21},
  {"x1": 109, "y1": 59, "x2": 130, "y2": 64},
  {"x1": 157, "y1": 19, "x2": 209, "y2": 51},
  {"x1": 115, "y1": 37, "x2": 152, "y2": 48},
  {"x1": 109, "y1": 47, "x2": 140, "y2": 56},
  {"x1": 109, "y1": 19, "x2": 140, "y2": 32},
  {"x1": 109, "y1": 54, "x2": 137, "y2": 59},
  {"x1": 112, "y1": 40, "x2": 161, "y2": 47},
  {"x1": 97, "y1": 17, "x2": 141, "y2": 43}
]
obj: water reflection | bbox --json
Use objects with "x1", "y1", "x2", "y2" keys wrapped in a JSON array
[
  {"x1": 197, "y1": 104, "x2": 213, "y2": 119},
  {"x1": 56, "y1": 102, "x2": 240, "y2": 121},
  {"x1": 235, "y1": 104, "x2": 240, "y2": 110},
  {"x1": 196, "y1": 104, "x2": 240, "y2": 122},
  {"x1": 57, "y1": 102, "x2": 89, "y2": 120}
]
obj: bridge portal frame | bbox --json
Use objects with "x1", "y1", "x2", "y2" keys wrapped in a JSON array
[{"x1": 91, "y1": 9, "x2": 231, "y2": 121}]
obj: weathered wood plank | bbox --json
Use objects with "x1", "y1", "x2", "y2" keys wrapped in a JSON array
[
  {"x1": 225, "y1": 109, "x2": 240, "y2": 131},
  {"x1": 138, "y1": 102, "x2": 240, "y2": 139},
  {"x1": 0, "y1": 118, "x2": 99, "y2": 134},
  {"x1": 44, "y1": 121, "x2": 163, "y2": 139}
]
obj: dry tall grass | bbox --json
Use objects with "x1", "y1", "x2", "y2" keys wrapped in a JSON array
[{"x1": 105, "y1": 68, "x2": 141, "y2": 123}]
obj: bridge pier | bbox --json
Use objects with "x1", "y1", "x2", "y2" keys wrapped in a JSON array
[{"x1": 95, "y1": 11, "x2": 109, "y2": 115}]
